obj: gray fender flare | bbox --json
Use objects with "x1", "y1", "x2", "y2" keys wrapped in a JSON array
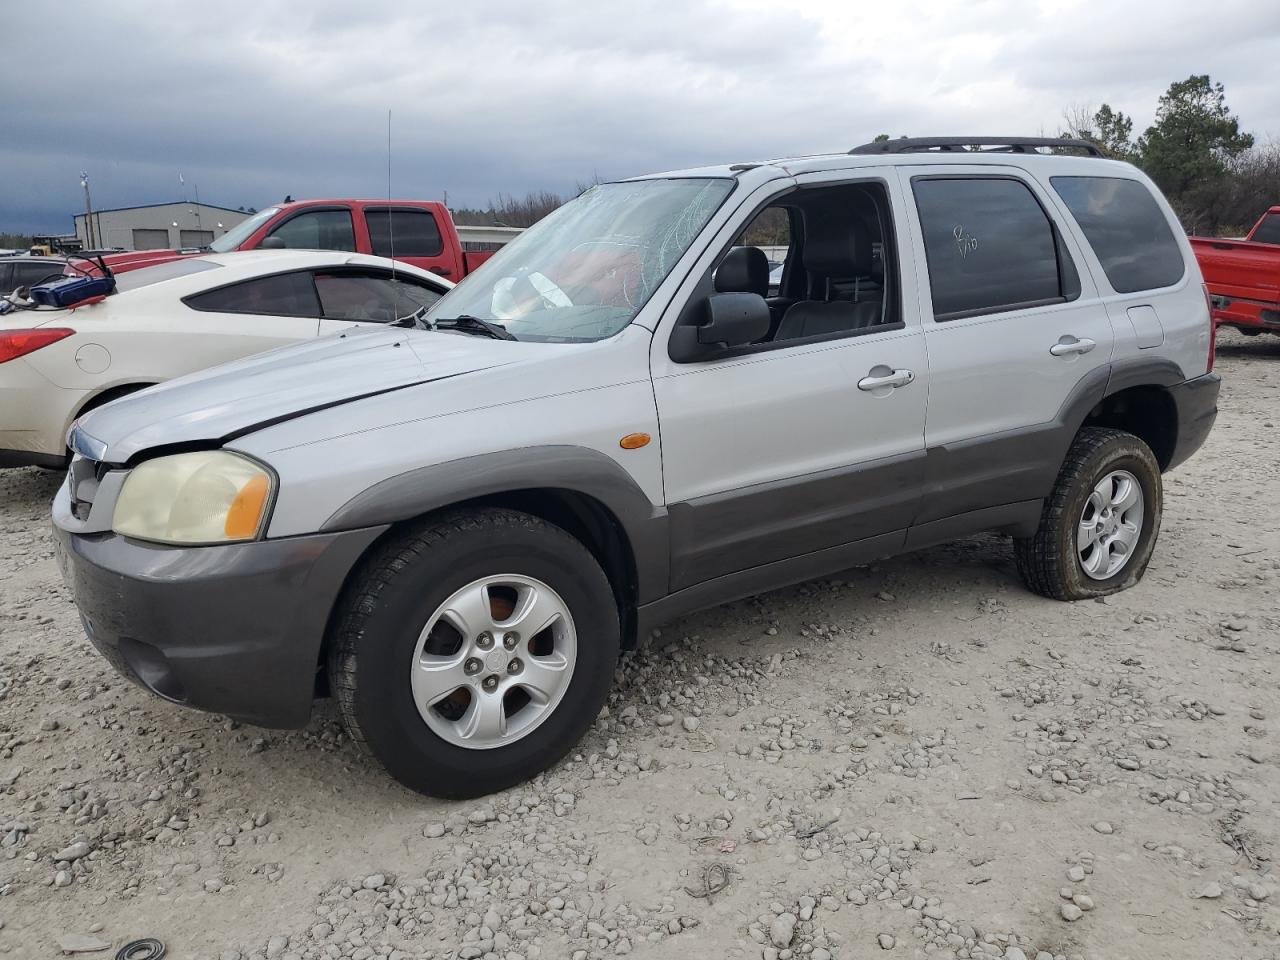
[{"x1": 320, "y1": 445, "x2": 669, "y2": 604}]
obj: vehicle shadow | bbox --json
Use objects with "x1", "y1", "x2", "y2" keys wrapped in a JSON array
[
  {"x1": 1, "y1": 465, "x2": 65, "y2": 513},
  {"x1": 213, "y1": 531, "x2": 1018, "y2": 808},
  {"x1": 1215, "y1": 330, "x2": 1280, "y2": 359}
]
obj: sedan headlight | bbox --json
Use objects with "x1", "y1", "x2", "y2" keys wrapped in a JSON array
[{"x1": 112, "y1": 451, "x2": 275, "y2": 545}]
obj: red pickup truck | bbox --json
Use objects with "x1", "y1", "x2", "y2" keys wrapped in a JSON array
[
  {"x1": 1190, "y1": 206, "x2": 1280, "y2": 336},
  {"x1": 94, "y1": 199, "x2": 499, "y2": 280}
]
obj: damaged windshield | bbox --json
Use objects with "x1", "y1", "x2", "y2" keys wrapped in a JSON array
[{"x1": 424, "y1": 178, "x2": 735, "y2": 342}]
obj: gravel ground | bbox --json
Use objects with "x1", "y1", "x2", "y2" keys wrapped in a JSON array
[{"x1": 2, "y1": 331, "x2": 1278, "y2": 960}]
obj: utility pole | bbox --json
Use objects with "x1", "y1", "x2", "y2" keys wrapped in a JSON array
[{"x1": 80, "y1": 172, "x2": 96, "y2": 249}]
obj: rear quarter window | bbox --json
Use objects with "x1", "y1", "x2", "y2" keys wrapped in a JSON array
[
  {"x1": 1050, "y1": 176, "x2": 1185, "y2": 293},
  {"x1": 184, "y1": 271, "x2": 320, "y2": 318}
]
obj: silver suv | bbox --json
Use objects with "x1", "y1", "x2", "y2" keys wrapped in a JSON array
[{"x1": 53, "y1": 137, "x2": 1219, "y2": 798}]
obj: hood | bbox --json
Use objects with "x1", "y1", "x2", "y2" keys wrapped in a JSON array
[{"x1": 77, "y1": 327, "x2": 536, "y2": 463}]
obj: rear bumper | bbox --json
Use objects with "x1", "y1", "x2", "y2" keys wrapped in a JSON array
[
  {"x1": 0, "y1": 357, "x2": 81, "y2": 465},
  {"x1": 1166, "y1": 372, "x2": 1220, "y2": 471},
  {"x1": 1211, "y1": 296, "x2": 1280, "y2": 332},
  {"x1": 53, "y1": 517, "x2": 386, "y2": 728}
]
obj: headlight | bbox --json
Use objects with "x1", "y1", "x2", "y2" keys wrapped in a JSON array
[{"x1": 112, "y1": 451, "x2": 275, "y2": 545}]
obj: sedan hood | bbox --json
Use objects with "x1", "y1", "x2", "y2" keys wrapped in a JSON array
[{"x1": 77, "y1": 327, "x2": 529, "y2": 463}]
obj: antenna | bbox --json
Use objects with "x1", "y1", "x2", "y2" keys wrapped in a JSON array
[{"x1": 387, "y1": 108, "x2": 402, "y2": 322}]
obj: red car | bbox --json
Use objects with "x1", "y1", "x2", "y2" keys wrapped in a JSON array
[
  {"x1": 90, "y1": 199, "x2": 499, "y2": 280},
  {"x1": 1190, "y1": 206, "x2": 1280, "y2": 336}
]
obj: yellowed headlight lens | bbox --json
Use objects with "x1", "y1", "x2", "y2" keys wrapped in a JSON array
[{"x1": 112, "y1": 451, "x2": 274, "y2": 545}]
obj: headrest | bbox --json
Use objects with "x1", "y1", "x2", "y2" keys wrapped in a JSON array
[
  {"x1": 715, "y1": 246, "x2": 769, "y2": 298},
  {"x1": 802, "y1": 212, "x2": 872, "y2": 278}
]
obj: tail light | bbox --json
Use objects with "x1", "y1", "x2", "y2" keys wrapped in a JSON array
[
  {"x1": 1202, "y1": 283, "x2": 1216, "y2": 373},
  {"x1": 0, "y1": 328, "x2": 76, "y2": 364}
]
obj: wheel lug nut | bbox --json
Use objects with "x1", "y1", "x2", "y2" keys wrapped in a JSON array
[
  {"x1": 476, "y1": 632, "x2": 494, "y2": 650},
  {"x1": 508, "y1": 658, "x2": 523, "y2": 675},
  {"x1": 464, "y1": 657, "x2": 482, "y2": 675},
  {"x1": 503, "y1": 632, "x2": 519, "y2": 650},
  {"x1": 482, "y1": 675, "x2": 499, "y2": 692}
]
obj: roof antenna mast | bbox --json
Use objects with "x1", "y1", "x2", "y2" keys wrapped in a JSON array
[
  {"x1": 387, "y1": 109, "x2": 396, "y2": 276},
  {"x1": 387, "y1": 107, "x2": 401, "y2": 320}
]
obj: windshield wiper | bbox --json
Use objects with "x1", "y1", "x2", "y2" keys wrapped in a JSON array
[{"x1": 431, "y1": 315, "x2": 518, "y2": 341}]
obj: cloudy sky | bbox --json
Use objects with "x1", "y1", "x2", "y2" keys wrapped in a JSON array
[{"x1": 4, "y1": 0, "x2": 1278, "y2": 233}]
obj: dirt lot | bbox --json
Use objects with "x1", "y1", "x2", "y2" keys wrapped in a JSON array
[{"x1": 1, "y1": 332, "x2": 1277, "y2": 960}]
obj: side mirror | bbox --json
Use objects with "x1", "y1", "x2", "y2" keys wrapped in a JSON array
[
  {"x1": 698, "y1": 292, "x2": 770, "y2": 347},
  {"x1": 669, "y1": 292, "x2": 771, "y2": 362},
  {"x1": 259, "y1": 236, "x2": 286, "y2": 250}
]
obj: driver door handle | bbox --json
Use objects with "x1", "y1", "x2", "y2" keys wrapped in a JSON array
[
  {"x1": 1050, "y1": 336, "x2": 1096, "y2": 357},
  {"x1": 857, "y1": 368, "x2": 915, "y2": 391}
]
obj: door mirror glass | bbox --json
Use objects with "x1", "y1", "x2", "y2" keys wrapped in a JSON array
[{"x1": 259, "y1": 236, "x2": 286, "y2": 250}]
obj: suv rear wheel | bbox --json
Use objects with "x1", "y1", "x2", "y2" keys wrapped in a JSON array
[
  {"x1": 328, "y1": 508, "x2": 619, "y2": 798},
  {"x1": 1015, "y1": 427, "x2": 1163, "y2": 600}
]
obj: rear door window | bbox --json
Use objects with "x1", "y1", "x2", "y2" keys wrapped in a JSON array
[
  {"x1": 912, "y1": 177, "x2": 1079, "y2": 320},
  {"x1": 1252, "y1": 213, "x2": 1280, "y2": 245},
  {"x1": 314, "y1": 272, "x2": 444, "y2": 323},
  {"x1": 266, "y1": 209, "x2": 356, "y2": 252},
  {"x1": 1050, "y1": 176, "x2": 1185, "y2": 293},
  {"x1": 367, "y1": 209, "x2": 444, "y2": 257},
  {"x1": 185, "y1": 271, "x2": 320, "y2": 317}
]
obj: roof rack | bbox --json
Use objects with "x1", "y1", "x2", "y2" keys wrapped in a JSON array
[{"x1": 849, "y1": 136, "x2": 1104, "y2": 158}]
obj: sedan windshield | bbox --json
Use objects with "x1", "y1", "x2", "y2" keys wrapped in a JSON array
[
  {"x1": 424, "y1": 178, "x2": 735, "y2": 342},
  {"x1": 209, "y1": 207, "x2": 280, "y2": 252}
]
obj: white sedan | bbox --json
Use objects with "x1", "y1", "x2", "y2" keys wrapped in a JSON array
[{"x1": 0, "y1": 250, "x2": 451, "y2": 468}]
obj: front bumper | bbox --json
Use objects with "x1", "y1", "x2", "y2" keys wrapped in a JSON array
[
  {"x1": 53, "y1": 492, "x2": 386, "y2": 728},
  {"x1": 1166, "y1": 372, "x2": 1220, "y2": 471}
]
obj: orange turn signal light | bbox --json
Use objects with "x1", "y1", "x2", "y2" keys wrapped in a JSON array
[
  {"x1": 224, "y1": 475, "x2": 271, "y2": 539},
  {"x1": 619, "y1": 433, "x2": 651, "y2": 450}
]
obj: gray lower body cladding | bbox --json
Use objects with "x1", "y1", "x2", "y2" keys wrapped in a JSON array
[{"x1": 53, "y1": 523, "x2": 386, "y2": 728}]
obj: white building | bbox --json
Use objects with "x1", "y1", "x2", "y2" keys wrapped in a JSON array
[{"x1": 73, "y1": 202, "x2": 252, "y2": 252}]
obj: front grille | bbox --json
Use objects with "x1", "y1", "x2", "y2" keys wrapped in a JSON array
[{"x1": 68, "y1": 454, "x2": 105, "y2": 520}]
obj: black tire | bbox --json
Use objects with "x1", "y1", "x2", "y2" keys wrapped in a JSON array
[
  {"x1": 1015, "y1": 427, "x2": 1163, "y2": 601},
  {"x1": 328, "y1": 508, "x2": 619, "y2": 798}
]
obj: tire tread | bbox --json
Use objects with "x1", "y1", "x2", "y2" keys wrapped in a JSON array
[
  {"x1": 327, "y1": 508, "x2": 586, "y2": 755},
  {"x1": 1015, "y1": 427, "x2": 1153, "y2": 601}
]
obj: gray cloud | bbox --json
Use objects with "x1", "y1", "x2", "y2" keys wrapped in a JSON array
[{"x1": 3, "y1": 0, "x2": 1276, "y2": 233}]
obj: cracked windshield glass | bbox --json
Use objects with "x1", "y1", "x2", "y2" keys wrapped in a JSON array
[{"x1": 425, "y1": 178, "x2": 735, "y2": 341}]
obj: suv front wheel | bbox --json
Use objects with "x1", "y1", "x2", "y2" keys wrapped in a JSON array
[
  {"x1": 1015, "y1": 427, "x2": 1163, "y2": 600},
  {"x1": 328, "y1": 508, "x2": 619, "y2": 798}
]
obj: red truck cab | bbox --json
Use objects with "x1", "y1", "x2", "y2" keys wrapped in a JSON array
[
  {"x1": 1191, "y1": 206, "x2": 1280, "y2": 336},
  {"x1": 93, "y1": 199, "x2": 498, "y2": 279}
]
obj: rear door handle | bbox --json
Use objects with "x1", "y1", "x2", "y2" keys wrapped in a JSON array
[
  {"x1": 1050, "y1": 336, "x2": 1096, "y2": 357},
  {"x1": 857, "y1": 368, "x2": 915, "y2": 391}
]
